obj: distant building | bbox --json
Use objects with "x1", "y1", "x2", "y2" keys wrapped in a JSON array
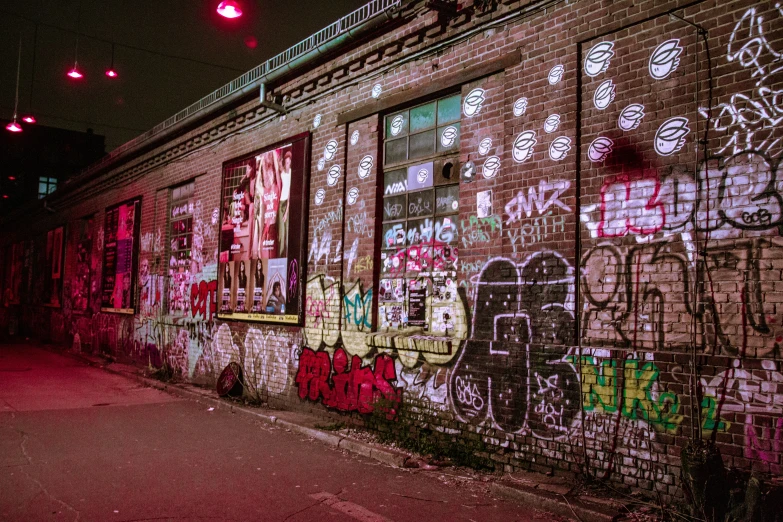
[{"x1": 0, "y1": 122, "x2": 105, "y2": 215}]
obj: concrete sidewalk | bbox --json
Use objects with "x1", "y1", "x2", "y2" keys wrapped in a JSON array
[{"x1": 1, "y1": 342, "x2": 622, "y2": 521}]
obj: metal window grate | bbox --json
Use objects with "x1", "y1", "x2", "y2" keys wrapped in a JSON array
[{"x1": 69, "y1": 0, "x2": 401, "y2": 187}]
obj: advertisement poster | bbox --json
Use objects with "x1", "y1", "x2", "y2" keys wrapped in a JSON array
[
  {"x1": 218, "y1": 134, "x2": 309, "y2": 324},
  {"x1": 101, "y1": 197, "x2": 142, "y2": 314},
  {"x1": 42, "y1": 226, "x2": 64, "y2": 307}
]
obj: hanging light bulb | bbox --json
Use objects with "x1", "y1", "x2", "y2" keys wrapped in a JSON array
[
  {"x1": 105, "y1": 42, "x2": 118, "y2": 78},
  {"x1": 23, "y1": 25, "x2": 39, "y2": 125},
  {"x1": 68, "y1": 35, "x2": 83, "y2": 79},
  {"x1": 6, "y1": 36, "x2": 23, "y2": 133},
  {"x1": 217, "y1": 1, "x2": 242, "y2": 18},
  {"x1": 21, "y1": 115, "x2": 36, "y2": 124}
]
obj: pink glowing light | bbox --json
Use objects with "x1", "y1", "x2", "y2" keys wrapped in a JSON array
[
  {"x1": 21, "y1": 115, "x2": 36, "y2": 123},
  {"x1": 217, "y1": 1, "x2": 242, "y2": 18},
  {"x1": 105, "y1": 68, "x2": 118, "y2": 78},
  {"x1": 67, "y1": 68, "x2": 83, "y2": 79},
  {"x1": 5, "y1": 120, "x2": 22, "y2": 132}
]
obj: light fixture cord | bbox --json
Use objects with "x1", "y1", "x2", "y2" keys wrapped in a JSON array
[
  {"x1": 13, "y1": 35, "x2": 21, "y2": 119},
  {"x1": 29, "y1": 24, "x2": 37, "y2": 110}
]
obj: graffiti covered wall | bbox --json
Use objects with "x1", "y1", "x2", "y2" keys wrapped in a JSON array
[{"x1": 3, "y1": 0, "x2": 782, "y2": 498}]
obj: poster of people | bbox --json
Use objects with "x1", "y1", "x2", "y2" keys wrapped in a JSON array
[
  {"x1": 101, "y1": 197, "x2": 142, "y2": 314},
  {"x1": 72, "y1": 222, "x2": 92, "y2": 313},
  {"x1": 218, "y1": 134, "x2": 309, "y2": 324}
]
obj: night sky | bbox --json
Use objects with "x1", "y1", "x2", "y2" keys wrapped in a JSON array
[{"x1": 0, "y1": 0, "x2": 368, "y2": 151}]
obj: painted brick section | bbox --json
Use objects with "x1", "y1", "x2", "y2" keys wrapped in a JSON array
[{"x1": 1, "y1": 0, "x2": 782, "y2": 503}]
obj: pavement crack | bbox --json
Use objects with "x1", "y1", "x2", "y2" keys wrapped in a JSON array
[
  {"x1": 17, "y1": 432, "x2": 83, "y2": 522},
  {"x1": 281, "y1": 488, "x2": 347, "y2": 522}
]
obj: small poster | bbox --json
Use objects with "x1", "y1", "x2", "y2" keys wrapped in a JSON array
[
  {"x1": 408, "y1": 279, "x2": 427, "y2": 329},
  {"x1": 477, "y1": 189, "x2": 493, "y2": 218},
  {"x1": 101, "y1": 197, "x2": 142, "y2": 314}
]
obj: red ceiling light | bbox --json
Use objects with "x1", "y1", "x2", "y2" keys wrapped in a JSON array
[
  {"x1": 5, "y1": 121, "x2": 22, "y2": 132},
  {"x1": 217, "y1": 1, "x2": 242, "y2": 18},
  {"x1": 8, "y1": 176, "x2": 16, "y2": 181},
  {"x1": 67, "y1": 67, "x2": 83, "y2": 79},
  {"x1": 105, "y1": 43, "x2": 118, "y2": 78},
  {"x1": 21, "y1": 115, "x2": 36, "y2": 123}
]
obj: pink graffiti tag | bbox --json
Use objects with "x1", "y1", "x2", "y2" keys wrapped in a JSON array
[
  {"x1": 295, "y1": 347, "x2": 401, "y2": 419},
  {"x1": 288, "y1": 259, "x2": 298, "y2": 296},
  {"x1": 598, "y1": 173, "x2": 665, "y2": 237},
  {"x1": 190, "y1": 280, "x2": 218, "y2": 321}
]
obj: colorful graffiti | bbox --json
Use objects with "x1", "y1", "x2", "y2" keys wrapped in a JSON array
[{"x1": 296, "y1": 346, "x2": 401, "y2": 418}]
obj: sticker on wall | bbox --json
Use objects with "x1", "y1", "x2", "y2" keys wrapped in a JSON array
[
  {"x1": 593, "y1": 79, "x2": 616, "y2": 110},
  {"x1": 483, "y1": 156, "x2": 501, "y2": 179},
  {"x1": 584, "y1": 41, "x2": 615, "y2": 77},
  {"x1": 513, "y1": 97, "x2": 528, "y2": 117},
  {"x1": 512, "y1": 130, "x2": 537, "y2": 163},
  {"x1": 358, "y1": 155, "x2": 374, "y2": 179},
  {"x1": 326, "y1": 164, "x2": 341, "y2": 186},
  {"x1": 441, "y1": 125, "x2": 458, "y2": 148},
  {"x1": 654, "y1": 117, "x2": 690, "y2": 156},
  {"x1": 544, "y1": 114, "x2": 561, "y2": 133},
  {"x1": 323, "y1": 140, "x2": 338, "y2": 161},
  {"x1": 588, "y1": 137, "x2": 614, "y2": 162},
  {"x1": 317, "y1": 158, "x2": 325, "y2": 171},
  {"x1": 347, "y1": 187, "x2": 359, "y2": 205},
  {"x1": 618, "y1": 103, "x2": 646, "y2": 131},
  {"x1": 460, "y1": 161, "x2": 476, "y2": 183},
  {"x1": 478, "y1": 137, "x2": 493, "y2": 155},
  {"x1": 548, "y1": 64, "x2": 564, "y2": 85},
  {"x1": 350, "y1": 130, "x2": 360, "y2": 146},
  {"x1": 549, "y1": 136, "x2": 572, "y2": 161},
  {"x1": 649, "y1": 39, "x2": 683, "y2": 80},
  {"x1": 463, "y1": 88, "x2": 486, "y2": 117},
  {"x1": 390, "y1": 114, "x2": 405, "y2": 136},
  {"x1": 477, "y1": 189, "x2": 493, "y2": 218},
  {"x1": 313, "y1": 114, "x2": 322, "y2": 128},
  {"x1": 314, "y1": 188, "x2": 326, "y2": 205},
  {"x1": 371, "y1": 83, "x2": 383, "y2": 98},
  {"x1": 408, "y1": 161, "x2": 434, "y2": 191}
]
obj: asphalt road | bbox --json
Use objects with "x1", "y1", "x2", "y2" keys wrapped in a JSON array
[{"x1": 0, "y1": 343, "x2": 556, "y2": 522}]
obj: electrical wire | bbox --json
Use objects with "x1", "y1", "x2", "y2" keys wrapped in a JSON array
[{"x1": 0, "y1": 7, "x2": 246, "y2": 73}]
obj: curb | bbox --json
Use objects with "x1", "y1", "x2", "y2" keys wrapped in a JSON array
[
  {"x1": 66, "y1": 350, "x2": 410, "y2": 469},
  {"x1": 490, "y1": 481, "x2": 620, "y2": 522}
]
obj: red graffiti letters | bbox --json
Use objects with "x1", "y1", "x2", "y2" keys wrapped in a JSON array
[
  {"x1": 295, "y1": 347, "x2": 401, "y2": 418},
  {"x1": 190, "y1": 279, "x2": 218, "y2": 321}
]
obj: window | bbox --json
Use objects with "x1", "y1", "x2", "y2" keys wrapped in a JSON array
[
  {"x1": 378, "y1": 94, "x2": 461, "y2": 334},
  {"x1": 38, "y1": 177, "x2": 57, "y2": 199},
  {"x1": 168, "y1": 181, "x2": 195, "y2": 315}
]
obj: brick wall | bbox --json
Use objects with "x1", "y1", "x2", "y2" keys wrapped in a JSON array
[{"x1": 2, "y1": 0, "x2": 782, "y2": 499}]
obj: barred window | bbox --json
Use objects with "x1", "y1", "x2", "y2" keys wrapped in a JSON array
[
  {"x1": 378, "y1": 93, "x2": 461, "y2": 333},
  {"x1": 168, "y1": 181, "x2": 195, "y2": 314}
]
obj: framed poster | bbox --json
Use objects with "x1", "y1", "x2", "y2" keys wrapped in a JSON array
[
  {"x1": 101, "y1": 197, "x2": 142, "y2": 314},
  {"x1": 42, "y1": 225, "x2": 65, "y2": 307},
  {"x1": 218, "y1": 133, "x2": 310, "y2": 324}
]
